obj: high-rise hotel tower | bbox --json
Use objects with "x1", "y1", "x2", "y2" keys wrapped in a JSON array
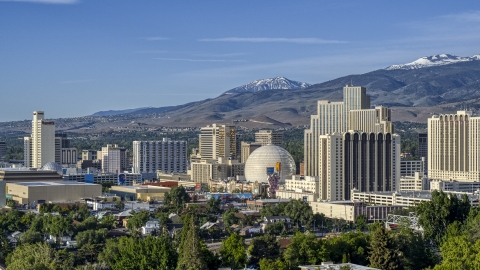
[
  {"x1": 24, "y1": 111, "x2": 55, "y2": 168},
  {"x1": 428, "y1": 110, "x2": 480, "y2": 181},
  {"x1": 304, "y1": 86, "x2": 393, "y2": 176}
]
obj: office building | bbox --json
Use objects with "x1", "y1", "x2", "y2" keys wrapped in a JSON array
[
  {"x1": 82, "y1": 150, "x2": 98, "y2": 161},
  {"x1": 100, "y1": 144, "x2": 122, "y2": 174},
  {"x1": 400, "y1": 158, "x2": 425, "y2": 177},
  {"x1": 0, "y1": 141, "x2": 5, "y2": 163},
  {"x1": 418, "y1": 133, "x2": 428, "y2": 173},
  {"x1": 240, "y1": 141, "x2": 262, "y2": 163},
  {"x1": 61, "y1": 148, "x2": 78, "y2": 166},
  {"x1": 304, "y1": 86, "x2": 393, "y2": 176},
  {"x1": 428, "y1": 111, "x2": 480, "y2": 181},
  {"x1": 191, "y1": 158, "x2": 244, "y2": 183},
  {"x1": 255, "y1": 130, "x2": 283, "y2": 146},
  {"x1": 198, "y1": 124, "x2": 236, "y2": 160},
  {"x1": 132, "y1": 139, "x2": 188, "y2": 175},
  {"x1": 317, "y1": 131, "x2": 400, "y2": 200},
  {"x1": 24, "y1": 111, "x2": 55, "y2": 168}
]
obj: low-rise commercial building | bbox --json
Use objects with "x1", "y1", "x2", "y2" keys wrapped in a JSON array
[
  {"x1": 352, "y1": 189, "x2": 480, "y2": 207},
  {"x1": 309, "y1": 200, "x2": 402, "y2": 222},
  {"x1": 246, "y1": 198, "x2": 291, "y2": 210},
  {"x1": 276, "y1": 190, "x2": 318, "y2": 202},
  {"x1": 430, "y1": 179, "x2": 480, "y2": 193},
  {"x1": 110, "y1": 185, "x2": 171, "y2": 201},
  {"x1": 6, "y1": 181, "x2": 101, "y2": 205},
  {"x1": 399, "y1": 172, "x2": 429, "y2": 191}
]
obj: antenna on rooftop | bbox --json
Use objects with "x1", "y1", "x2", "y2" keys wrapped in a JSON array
[{"x1": 350, "y1": 78, "x2": 353, "y2": 86}]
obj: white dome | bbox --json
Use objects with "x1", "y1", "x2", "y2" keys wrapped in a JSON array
[
  {"x1": 244, "y1": 145, "x2": 296, "y2": 183},
  {"x1": 40, "y1": 162, "x2": 63, "y2": 174}
]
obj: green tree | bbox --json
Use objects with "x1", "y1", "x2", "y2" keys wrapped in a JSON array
[
  {"x1": 416, "y1": 190, "x2": 470, "y2": 247},
  {"x1": 200, "y1": 243, "x2": 221, "y2": 270},
  {"x1": 283, "y1": 232, "x2": 320, "y2": 269},
  {"x1": 264, "y1": 221, "x2": 286, "y2": 235},
  {"x1": 248, "y1": 234, "x2": 280, "y2": 265},
  {"x1": 0, "y1": 229, "x2": 12, "y2": 263},
  {"x1": 434, "y1": 235, "x2": 480, "y2": 270},
  {"x1": 19, "y1": 229, "x2": 43, "y2": 245},
  {"x1": 75, "y1": 228, "x2": 108, "y2": 248},
  {"x1": 6, "y1": 242, "x2": 74, "y2": 270},
  {"x1": 322, "y1": 232, "x2": 370, "y2": 265},
  {"x1": 368, "y1": 226, "x2": 403, "y2": 270},
  {"x1": 44, "y1": 215, "x2": 72, "y2": 245},
  {"x1": 164, "y1": 185, "x2": 191, "y2": 214},
  {"x1": 176, "y1": 216, "x2": 207, "y2": 270},
  {"x1": 126, "y1": 210, "x2": 150, "y2": 231},
  {"x1": 219, "y1": 233, "x2": 246, "y2": 269},
  {"x1": 354, "y1": 215, "x2": 368, "y2": 231},
  {"x1": 222, "y1": 208, "x2": 239, "y2": 230},
  {"x1": 0, "y1": 210, "x2": 26, "y2": 232},
  {"x1": 206, "y1": 197, "x2": 221, "y2": 215},
  {"x1": 99, "y1": 234, "x2": 177, "y2": 270},
  {"x1": 260, "y1": 203, "x2": 287, "y2": 218},
  {"x1": 240, "y1": 214, "x2": 256, "y2": 227},
  {"x1": 259, "y1": 258, "x2": 288, "y2": 270},
  {"x1": 284, "y1": 199, "x2": 313, "y2": 228}
]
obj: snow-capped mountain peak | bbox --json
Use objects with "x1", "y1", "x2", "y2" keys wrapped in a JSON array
[
  {"x1": 385, "y1": 54, "x2": 480, "y2": 70},
  {"x1": 224, "y1": 76, "x2": 311, "y2": 94}
]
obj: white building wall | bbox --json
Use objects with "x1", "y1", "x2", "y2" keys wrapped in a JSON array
[{"x1": 132, "y1": 140, "x2": 187, "y2": 174}]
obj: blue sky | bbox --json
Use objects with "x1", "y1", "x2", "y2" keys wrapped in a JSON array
[{"x1": 1, "y1": 0, "x2": 480, "y2": 121}]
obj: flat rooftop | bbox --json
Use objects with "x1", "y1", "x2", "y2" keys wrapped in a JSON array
[
  {"x1": 9, "y1": 181, "x2": 99, "y2": 187},
  {"x1": 111, "y1": 185, "x2": 169, "y2": 190}
]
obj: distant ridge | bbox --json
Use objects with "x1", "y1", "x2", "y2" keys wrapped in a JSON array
[{"x1": 385, "y1": 54, "x2": 480, "y2": 70}]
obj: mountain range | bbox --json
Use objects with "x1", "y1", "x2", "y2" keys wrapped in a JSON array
[
  {"x1": 88, "y1": 53, "x2": 480, "y2": 127},
  {"x1": 3, "y1": 53, "x2": 480, "y2": 132}
]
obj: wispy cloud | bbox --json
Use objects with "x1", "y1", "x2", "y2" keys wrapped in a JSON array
[
  {"x1": 199, "y1": 37, "x2": 347, "y2": 44},
  {"x1": 59, "y1": 79, "x2": 89, "y2": 84},
  {"x1": 144, "y1": 37, "x2": 170, "y2": 41},
  {"x1": 0, "y1": 0, "x2": 78, "y2": 4},
  {"x1": 134, "y1": 50, "x2": 168, "y2": 54},
  {"x1": 153, "y1": 57, "x2": 246, "y2": 63},
  {"x1": 192, "y1": 52, "x2": 249, "y2": 58},
  {"x1": 441, "y1": 11, "x2": 480, "y2": 22}
]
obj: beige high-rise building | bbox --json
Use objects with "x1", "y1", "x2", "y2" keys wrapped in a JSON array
[
  {"x1": 199, "y1": 124, "x2": 236, "y2": 160},
  {"x1": 255, "y1": 130, "x2": 283, "y2": 146},
  {"x1": 349, "y1": 106, "x2": 393, "y2": 134},
  {"x1": 428, "y1": 111, "x2": 480, "y2": 181},
  {"x1": 240, "y1": 141, "x2": 262, "y2": 163},
  {"x1": 24, "y1": 111, "x2": 55, "y2": 168},
  {"x1": 317, "y1": 131, "x2": 400, "y2": 201},
  {"x1": 304, "y1": 86, "x2": 393, "y2": 176}
]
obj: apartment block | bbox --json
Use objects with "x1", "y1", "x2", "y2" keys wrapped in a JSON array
[{"x1": 132, "y1": 139, "x2": 188, "y2": 174}]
